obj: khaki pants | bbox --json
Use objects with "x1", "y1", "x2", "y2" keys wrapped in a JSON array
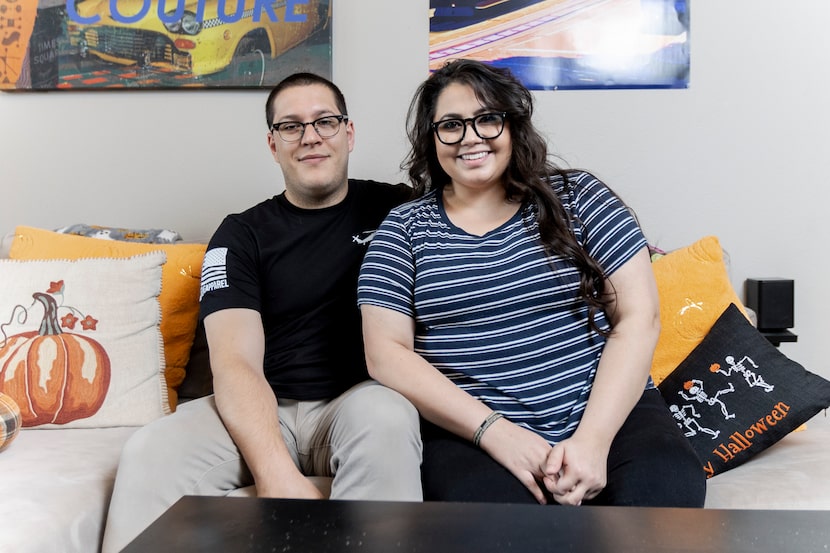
[{"x1": 102, "y1": 381, "x2": 423, "y2": 553}]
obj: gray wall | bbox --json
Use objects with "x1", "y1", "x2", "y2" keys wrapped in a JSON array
[{"x1": 1, "y1": 1, "x2": 827, "y2": 377}]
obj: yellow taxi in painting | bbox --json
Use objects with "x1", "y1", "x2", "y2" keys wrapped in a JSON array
[{"x1": 66, "y1": 0, "x2": 329, "y2": 80}]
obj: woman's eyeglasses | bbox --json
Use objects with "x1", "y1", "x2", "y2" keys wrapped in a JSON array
[{"x1": 432, "y1": 112, "x2": 507, "y2": 145}]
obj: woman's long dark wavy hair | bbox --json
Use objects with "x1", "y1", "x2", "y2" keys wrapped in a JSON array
[{"x1": 402, "y1": 59, "x2": 611, "y2": 334}]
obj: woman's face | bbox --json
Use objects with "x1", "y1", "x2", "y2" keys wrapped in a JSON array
[{"x1": 432, "y1": 82, "x2": 512, "y2": 193}]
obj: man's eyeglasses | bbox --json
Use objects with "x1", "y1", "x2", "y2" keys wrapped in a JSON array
[
  {"x1": 432, "y1": 112, "x2": 507, "y2": 145},
  {"x1": 271, "y1": 115, "x2": 348, "y2": 142}
]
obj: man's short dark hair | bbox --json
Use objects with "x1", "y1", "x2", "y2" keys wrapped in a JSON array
[{"x1": 265, "y1": 73, "x2": 348, "y2": 127}]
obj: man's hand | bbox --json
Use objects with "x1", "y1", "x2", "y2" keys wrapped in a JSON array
[{"x1": 256, "y1": 471, "x2": 326, "y2": 500}]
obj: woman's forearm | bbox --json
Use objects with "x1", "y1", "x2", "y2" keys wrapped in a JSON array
[
  {"x1": 574, "y1": 247, "x2": 660, "y2": 447},
  {"x1": 362, "y1": 305, "x2": 491, "y2": 440}
]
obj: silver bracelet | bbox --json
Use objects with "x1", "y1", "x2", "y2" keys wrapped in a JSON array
[{"x1": 473, "y1": 412, "x2": 503, "y2": 447}]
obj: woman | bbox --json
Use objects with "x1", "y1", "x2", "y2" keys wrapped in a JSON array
[{"x1": 358, "y1": 59, "x2": 704, "y2": 507}]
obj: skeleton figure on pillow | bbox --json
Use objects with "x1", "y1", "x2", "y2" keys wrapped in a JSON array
[
  {"x1": 680, "y1": 379, "x2": 736, "y2": 420},
  {"x1": 711, "y1": 356, "x2": 774, "y2": 393}
]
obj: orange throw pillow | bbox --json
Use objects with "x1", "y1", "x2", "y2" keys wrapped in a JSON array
[{"x1": 650, "y1": 236, "x2": 750, "y2": 385}]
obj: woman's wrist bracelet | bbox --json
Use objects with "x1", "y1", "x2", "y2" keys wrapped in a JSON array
[{"x1": 473, "y1": 412, "x2": 503, "y2": 447}]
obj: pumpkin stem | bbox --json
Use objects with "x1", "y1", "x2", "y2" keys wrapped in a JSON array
[{"x1": 32, "y1": 293, "x2": 62, "y2": 336}]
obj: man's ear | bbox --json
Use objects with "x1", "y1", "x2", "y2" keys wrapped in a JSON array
[
  {"x1": 267, "y1": 131, "x2": 282, "y2": 164},
  {"x1": 346, "y1": 119, "x2": 356, "y2": 154}
]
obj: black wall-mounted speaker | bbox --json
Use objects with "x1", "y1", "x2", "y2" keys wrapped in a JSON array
[{"x1": 745, "y1": 278, "x2": 794, "y2": 331}]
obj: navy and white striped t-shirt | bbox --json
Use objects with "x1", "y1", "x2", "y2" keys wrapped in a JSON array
[{"x1": 357, "y1": 172, "x2": 648, "y2": 444}]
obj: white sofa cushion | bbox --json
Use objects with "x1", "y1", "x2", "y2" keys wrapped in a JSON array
[
  {"x1": 0, "y1": 427, "x2": 137, "y2": 553},
  {"x1": 705, "y1": 412, "x2": 830, "y2": 509}
]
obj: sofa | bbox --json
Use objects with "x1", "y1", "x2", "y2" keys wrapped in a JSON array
[
  {"x1": 1, "y1": 229, "x2": 829, "y2": 553},
  {"x1": 0, "y1": 321, "x2": 216, "y2": 553}
]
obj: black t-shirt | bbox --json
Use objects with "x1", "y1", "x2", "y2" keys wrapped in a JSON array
[{"x1": 200, "y1": 179, "x2": 411, "y2": 400}]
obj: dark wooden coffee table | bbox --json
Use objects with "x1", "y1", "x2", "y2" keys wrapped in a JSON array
[{"x1": 123, "y1": 496, "x2": 830, "y2": 552}]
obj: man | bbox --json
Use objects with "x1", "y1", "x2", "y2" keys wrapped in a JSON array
[{"x1": 102, "y1": 73, "x2": 421, "y2": 553}]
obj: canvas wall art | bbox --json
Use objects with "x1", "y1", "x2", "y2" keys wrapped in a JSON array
[
  {"x1": 429, "y1": 0, "x2": 689, "y2": 90},
  {"x1": 0, "y1": 0, "x2": 331, "y2": 90}
]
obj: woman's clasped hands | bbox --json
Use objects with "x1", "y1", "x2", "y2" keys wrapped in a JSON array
[{"x1": 479, "y1": 417, "x2": 608, "y2": 506}]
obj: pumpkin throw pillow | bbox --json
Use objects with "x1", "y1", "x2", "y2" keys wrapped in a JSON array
[
  {"x1": 658, "y1": 304, "x2": 830, "y2": 479},
  {"x1": 9, "y1": 226, "x2": 207, "y2": 410},
  {"x1": 0, "y1": 253, "x2": 170, "y2": 428},
  {"x1": 650, "y1": 236, "x2": 749, "y2": 385}
]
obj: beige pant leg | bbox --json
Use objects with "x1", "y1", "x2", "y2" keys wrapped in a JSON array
[
  {"x1": 101, "y1": 396, "x2": 283, "y2": 553},
  {"x1": 300, "y1": 381, "x2": 423, "y2": 501}
]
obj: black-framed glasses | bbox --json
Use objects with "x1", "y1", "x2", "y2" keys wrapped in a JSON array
[
  {"x1": 271, "y1": 115, "x2": 348, "y2": 142},
  {"x1": 432, "y1": 112, "x2": 507, "y2": 145}
]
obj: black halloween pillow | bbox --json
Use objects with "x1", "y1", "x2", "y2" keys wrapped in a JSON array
[{"x1": 657, "y1": 303, "x2": 830, "y2": 479}]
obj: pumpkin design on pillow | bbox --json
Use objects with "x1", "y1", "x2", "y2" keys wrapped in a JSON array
[{"x1": 0, "y1": 281, "x2": 111, "y2": 426}]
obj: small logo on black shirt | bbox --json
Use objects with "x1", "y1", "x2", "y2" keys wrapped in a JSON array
[{"x1": 352, "y1": 230, "x2": 376, "y2": 245}]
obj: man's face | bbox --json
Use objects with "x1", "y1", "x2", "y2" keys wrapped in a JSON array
[{"x1": 267, "y1": 83, "x2": 355, "y2": 208}]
